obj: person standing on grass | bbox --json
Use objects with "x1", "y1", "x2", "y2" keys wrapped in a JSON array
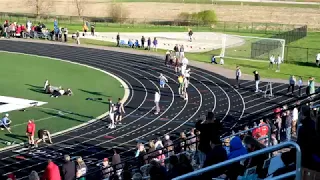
[
  {"x1": 90, "y1": 24, "x2": 95, "y2": 36},
  {"x1": 307, "y1": 77, "x2": 315, "y2": 97},
  {"x1": 115, "y1": 98, "x2": 125, "y2": 125},
  {"x1": 269, "y1": 54, "x2": 275, "y2": 69},
  {"x1": 275, "y1": 54, "x2": 282, "y2": 72},
  {"x1": 76, "y1": 31, "x2": 80, "y2": 45},
  {"x1": 147, "y1": 37, "x2": 151, "y2": 51},
  {"x1": 287, "y1": 75, "x2": 296, "y2": 95},
  {"x1": 153, "y1": 37, "x2": 158, "y2": 52},
  {"x1": 253, "y1": 70, "x2": 261, "y2": 93},
  {"x1": 316, "y1": 52, "x2": 320, "y2": 67},
  {"x1": 141, "y1": 36, "x2": 145, "y2": 49},
  {"x1": 26, "y1": 120, "x2": 35, "y2": 148},
  {"x1": 235, "y1": 66, "x2": 241, "y2": 88},
  {"x1": 188, "y1": 28, "x2": 193, "y2": 42},
  {"x1": 154, "y1": 91, "x2": 161, "y2": 115},
  {"x1": 211, "y1": 55, "x2": 218, "y2": 64},
  {"x1": 298, "y1": 76, "x2": 303, "y2": 97},
  {"x1": 116, "y1": 33, "x2": 120, "y2": 47}
]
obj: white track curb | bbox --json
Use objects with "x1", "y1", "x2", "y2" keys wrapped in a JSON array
[{"x1": 0, "y1": 50, "x2": 130, "y2": 152}]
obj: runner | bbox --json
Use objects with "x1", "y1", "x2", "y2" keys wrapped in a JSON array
[
  {"x1": 154, "y1": 91, "x2": 161, "y2": 115},
  {"x1": 26, "y1": 120, "x2": 36, "y2": 147},
  {"x1": 108, "y1": 103, "x2": 116, "y2": 129},
  {"x1": 115, "y1": 98, "x2": 125, "y2": 125},
  {"x1": 178, "y1": 75, "x2": 184, "y2": 97},
  {"x1": 175, "y1": 57, "x2": 180, "y2": 74},
  {"x1": 183, "y1": 77, "x2": 188, "y2": 100},
  {"x1": 35, "y1": 129, "x2": 53, "y2": 147},
  {"x1": 185, "y1": 68, "x2": 191, "y2": 88},
  {"x1": 159, "y1": 73, "x2": 168, "y2": 88}
]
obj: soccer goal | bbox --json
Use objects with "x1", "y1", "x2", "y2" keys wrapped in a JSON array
[{"x1": 220, "y1": 34, "x2": 286, "y2": 61}]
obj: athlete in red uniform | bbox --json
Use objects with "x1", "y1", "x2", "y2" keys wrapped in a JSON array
[{"x1": 26, "y1": 120, "x2": 35, "y2": 147}]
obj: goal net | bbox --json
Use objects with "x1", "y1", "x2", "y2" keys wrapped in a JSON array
[{"x1": 220, "y1": 34, "x2": 285, "y2": 61}]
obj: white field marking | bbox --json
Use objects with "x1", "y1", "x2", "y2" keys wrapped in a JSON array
[
  {"x1": 0, "y1": 96, "x2": 47, "y2": 113},
  {"x1": 243, "y1": 83, "x2": 287, "y2": 100},
  {"x1": 0, "y1": 51, "x2": 130, "y2": 152},
  {"x1": 0, "y1": 66, "x2": 146, "y2": 165},
  {"x1": 13, "y1": 57, "x2": 178, "y2": 175}
]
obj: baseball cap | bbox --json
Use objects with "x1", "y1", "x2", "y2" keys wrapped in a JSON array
[{"x1": 103, "y1": 158, "x2": 109, "y2": 162}]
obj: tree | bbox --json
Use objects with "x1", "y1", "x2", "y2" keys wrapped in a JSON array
[
  {"x1": 109, "y1": 3, "x2": 129, "y2": 23},
  {"x1": 27, "y1": 0, "x2": 53, "y2": 18},
  {"x1": 74, "y1": 0, "x2": 87, "y2": 18}
]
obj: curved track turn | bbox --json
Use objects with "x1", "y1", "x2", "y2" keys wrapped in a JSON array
[{"x1": 0, "y1": 40, "x2": 305, "y2": 179}]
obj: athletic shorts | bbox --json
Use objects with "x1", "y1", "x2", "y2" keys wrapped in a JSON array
[{"x1": 160, "y1": 80, "x2": 165, "y2": 85}]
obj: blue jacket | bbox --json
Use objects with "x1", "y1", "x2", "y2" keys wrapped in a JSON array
[
  {"x1": 228, "y1": 136, "x2": 248, "y2": 160},
  {"x1": 0, "y1": 117, "x2": 9, "y2": 126}
]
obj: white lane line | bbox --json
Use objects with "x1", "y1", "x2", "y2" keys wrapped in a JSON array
[{"x1": 243, "y1": 83, "x2": 287, "y2": 101}]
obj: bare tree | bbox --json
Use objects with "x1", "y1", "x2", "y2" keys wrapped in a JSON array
[
  {"x1": 27, "y1": 0, "x2": 53, "y2": 18},
  {"x1": 74, "y1": 0, "x2": 86, "y2": 18}
]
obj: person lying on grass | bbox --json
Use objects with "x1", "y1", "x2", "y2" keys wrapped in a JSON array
[{"x1": 50, "y1": 87, "x2": 73, "y2": 98}]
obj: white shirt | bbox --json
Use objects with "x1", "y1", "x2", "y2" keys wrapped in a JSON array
[
  {"x1": 317, "y1": 53, "x2": 320, "y2": 60},
  {"x1": 182, "y1": 58, "x2": 189, "y2": 66},
  {"x1": 181, "y1": 65, "x2": 187, "y2": 75},
  {"x1": 276, "y1": 56, "x2": 282, "y2": 64},
  {"x1": 185, "y1": 69, "x2": 190, "y2": 78},
  {"x1": 292, "y1": 108, "x2": 298, "y2": 120},
  {"x1": 298, "y1": 79, "x2": 303, "y2": 87},
  {"x1": 154, "y1": 92, "x2": 160, "y2": 102},
  {"x1": 236, "y1": 69, "x2": 241, "y2": 77},
  {"x1": 159, "y1": 75, "x2": 168, "y2": 82},
  {"x1": 270, "y1": 56, "x2": 275, "y2": 63}
]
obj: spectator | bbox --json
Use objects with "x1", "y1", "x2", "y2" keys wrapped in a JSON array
[
  {"x1": 175, "y1": 132, "x2": 187, "y2": 153},
  {"x1": 243, "y1": 135, "x2": 268, "y2": 178},
  {"x1": 136, "y1": 143, "x2": 147, "y2": 168},
  {"x1": 116, "y1": 33, "x2": 120, "y2": 47},
  {"x1": 178, "y1": 154, "x2": 193, "y2": 175},
  {"x1": 163, "y1": 134, "x2": 173, "y2": 157},
  {"x1": 187, "y1": 128, "x2": 197, "y2": 151},
  {"x1": 266, "y1": 149, "x2": 297, "y2": 179},
  {"x1": 147, "y1": 37, "x2": 151, "y2": 51},
  {"x1": 61, "y1": 155, "x2": 76, "y2": 180},
  {"x1": 29, "y1": 171, "x2": 39, "y2": 180},
  {"x1": 76, "y1": 157, "x2": 87, "y2": 180},
  {"x1": 166, "y1": 155, "x2": 180, "y2": 179},
  {"x1": 202, "y1": 133, "x2": 227, "y2": 179},
  {"x1": 149, "y1": 160, "x2": 167, "y2": 180},
  {"x1": 195, "y1": 112, "x2": 222, "y2": 168},
  {"x1": 112, "y1": 149, "x2": 122, "y2": 177},
  {"x1": 292, "y1": 106, "x2": 299, "y2": 136},
  {"x1": 42, "y1": 160, "x2": 61, "y2": 180},
  {"x1": 155, "y1": 149, "x2": 165, "y2": 166},
  {"x1": 101, "y1": 158, "x2": 113, "y2": 180},
  {"x1": 223, "y1": 138, "x2": 230, "y2": 155},
  {"x1": 154, "y1": 137, "x2": 163, "y2": 149},
  {"x1": 285, "y1": 110, "x2": 293, "y2": 141},
  {"x1": 152, "y1": 37, "x2": 158, "y2": 51},
  {"x1": 226, "y1": 136, "x2": 247, "y2": 180},
  {"x1": 121, "y1": 163, "x2": 131, "y2": 180},
  {"x1": 147, "y1": 140, "x2": 156, "y2": 161},
  {"x1": 141, "y1": 36, "x2": 145, "y2": 49}
]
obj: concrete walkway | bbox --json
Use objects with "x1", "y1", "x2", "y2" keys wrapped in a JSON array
[{"x1": 2, "y1": 38, "x2": 320, "y2": 86}]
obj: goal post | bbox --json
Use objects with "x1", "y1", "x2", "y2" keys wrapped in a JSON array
[{"x1": 220, "y1": 34, "x2": 286, "y2": 62}]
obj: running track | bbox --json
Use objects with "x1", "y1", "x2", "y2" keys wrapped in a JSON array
[{"x1": 0, "y1": 40, "x2": 314, "y2": 179}]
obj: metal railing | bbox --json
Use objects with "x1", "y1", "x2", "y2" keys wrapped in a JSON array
[{"x1": 173, "y1": 141, "x2": 302, "y2": 180}]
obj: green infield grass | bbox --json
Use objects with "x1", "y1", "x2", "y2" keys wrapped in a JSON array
[{"x1": 0, "y1": 52, "x2": 124, "y2": 148}]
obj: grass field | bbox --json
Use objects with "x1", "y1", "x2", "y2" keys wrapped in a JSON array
[{"x1": 0, "y1": 52, "x2": 124, "y2": 148}]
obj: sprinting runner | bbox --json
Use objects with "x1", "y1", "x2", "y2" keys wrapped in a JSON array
[
  {"x1": 26, "y1": 120, "x2": 35, "y2": 147},
  {"x1": 35, "y1": 129, "x2": 52, "y2": 147},
  {"x1": 159, "y1": 73, "x2": 168, "y2": 88},
  {"x1": 178, "y1": 75, "x2": 184, "y2": 96},
  {"x1": 115, "y1": 98, "x2": 125, "y2": 125}
]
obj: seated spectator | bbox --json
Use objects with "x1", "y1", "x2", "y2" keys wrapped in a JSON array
[
  {"x1": 202, "y1": 134, "x2": 227, "y2": 179},
  {"x1": 134, "y1": 40, "x2": 140, "y2": 48},
  {"x1": 135, "y1": 143, "x2": 147, "y2": 168},
  {"x1": 147, "y1": 140, "x2": 156, "y2": 162},
  {"x1": 155, "y1": 137, "x2": 163, "y2": 149},
  {"x1": 178, "y1": 154, "x2": 193, "y2": 175},
  {"x1": 187, "y1": 128, "x2": 197, "y2": 151},
  {"x1": 28, "y1": 171, "x2": 39, "y2": 180},
  {"x1": 120, "y1": 163, "x2": 131, "y2": 180},
  {"x1": 243, "y1": 135, "x2": 268, "y2": 178},
  {"x1": 76, "y1": 157, "x2": 87, "y2": 180},
  {"x1": 266, "y1": 149, "x2": 296, "y2": 179},
  {"x1": 166, "y1": 155, "x2": 180, "y2": 179},
  {"x1": 163, "y1": 134, "x2": 174, "y2": 157},
  {"x1": 226, "y1": 136, "x2": 247, "y2": 179},
  {"x1": 42, "y1": 160, "x2": 61, "y2": 180},
  {"x1": 155, "y1": 149, "x2": 165, "y2": 166},
  {"x1": 101, "y1": 158, "x2": 113, "y2": 180},
  {"x1": 61, "y1": 155, "x2": 76, "y2": 180},
  {"x1": 223, "y1": 138, "x2": 230, "y2": 155},
  {"x1": 15, "y1": 25, "x2": 21, "y2": 37},
  {"x1": 128, "y1": 39, "x2": 133, "y2": 48},
  {"x1": 149, "y1": 160, "x2": 167, "y2": 180},
  {"x1": 174, "y1": 132, "x2": 187, "y2": 153}
]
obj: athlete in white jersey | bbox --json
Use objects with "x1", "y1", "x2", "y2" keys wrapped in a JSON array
[
  {"x1": 159, "y1": 74, "x2": 168, "y2": 88},
  {"x1": 108, "y1": 104, "x2": 116, "y2": 129},
  {"x1": 184, "y1": 68, "x2": 191, "y2": 88},
  {"x1": 183, "y1": 77, "x2": 188, "y2": 100}
]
